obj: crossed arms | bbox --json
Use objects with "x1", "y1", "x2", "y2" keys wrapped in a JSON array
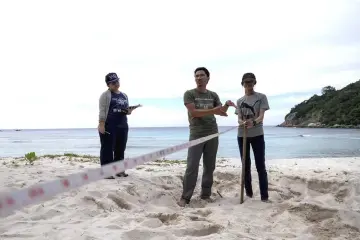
[{"x1": 184, "y1": 91, "x2": 235, "y2": 118}]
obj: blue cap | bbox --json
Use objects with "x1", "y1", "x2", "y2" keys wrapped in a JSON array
[{"x1": 105, "y1": 72, "x2": 120, "y2": 84}]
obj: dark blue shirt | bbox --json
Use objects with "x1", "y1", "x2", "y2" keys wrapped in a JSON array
[{"x1": 106, "y1": 92, "x2": 129, "y2": 128}]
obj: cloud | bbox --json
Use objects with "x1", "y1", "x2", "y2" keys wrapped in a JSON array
[{"x1": 0, "y1": 0, "x2": 359, "y2": 129}]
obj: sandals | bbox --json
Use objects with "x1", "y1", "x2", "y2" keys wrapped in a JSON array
[
  {"x1": 104, "y1": 172, "x2": 128, "y2": 179},
  {"x1": 116, "y1": 172, "x2": 129, "y2": 177}
]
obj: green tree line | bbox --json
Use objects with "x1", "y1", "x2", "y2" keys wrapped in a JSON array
[{"x1": 285, "y1": 79, "x2": 360, "y2": 126}]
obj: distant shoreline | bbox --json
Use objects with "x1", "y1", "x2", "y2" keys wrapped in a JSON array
[
  {"x1": 3, "y1": 125, "x2": 359, "y2": 131},
  {"x1": 276, "y1": 125, "x2": 360, "y2": 129}
]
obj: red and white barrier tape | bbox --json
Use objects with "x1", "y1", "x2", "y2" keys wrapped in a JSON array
[{"x1": 0, "y1": 126, "x2": 237, "y2": 218}]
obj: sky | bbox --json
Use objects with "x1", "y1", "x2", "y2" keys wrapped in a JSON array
[{"x1": 0, "y1": 0, "x2": 360, "y2": 129}]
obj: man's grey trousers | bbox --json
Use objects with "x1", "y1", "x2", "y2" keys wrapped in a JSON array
[{"x1": 181, "y1": 137, "x2": 219, "y2": 202}]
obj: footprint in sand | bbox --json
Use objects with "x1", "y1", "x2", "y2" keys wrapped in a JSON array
[
  {"x1": 159, "y1": 184, "x2": 175, "y2": 190},
  {"x1": 146, "y1": 212, "x2": 179, "y2": 225},
  {"x1": 82, "y1": 235, "x2": 99, "y2": 240},
  {"x1": 282, "y1": 175, "x2": 307, "y2": 184},
  {"x1": 334, "y1": 187, "x2": 350, "y2": 202},
  {"x1": 190, "y1": 209, "x2": 212, "y2": 217},
  {"x1": 187, "y1": 215, "x2": 209, "y2": 222},
  {"x1": 287, "y1": 202, "x2": 337, "y2": 222},
  {"x1": 84, "y1": 194, "x2": 131, "y2": 212},
  {"x1": 213, "y1": 172, "x2": 240, "y2": 194},
  {"x1": 188, "y1": 199, "x2": 207, "y2": 208},
  {"x1": 29, "y1": 209, "x2": 62, "y2": 221},
  {"x1": 0, "y1": 233, "x2": 35, "y2": 238},
  {"x1": 83, "y1": 196, "x2": 114, "y2": 212},
  {"x1": 306, "y1": 178, "x2": 352, "y2": 202},
  {"x1": 268, "y1": 186, "x2": 302, "y2": 201},
  {"x1": 174, "y1": 223, "x2": 223, "y2": 237},
  {"x1": 182, "y1": 208, "x2": 213, "y2": 223},
  {"x1": 158, "y1": 175, "x2": 177, "y2": 184},
  {"x1": 121, "y1": 229, "x2": 176, "y2": 240},
  {"x1": 141, "y1": 218, "x2": 163, "y2": 228},
  {"x1": 104, "y1": 224, "x2": 123, "y2": 230},
  {"x1": 288, "y1": 203, "x2": 360, "y2": 239},
  {"x1": 307, "y1": 178, "x2": 344, "y2": 194},
  {"x1": 107, "y1": 193, "x2": 132, "y2": 210},
  {"x1": 278, "y1": 175, "x2": 354, "y2": 204},
  {"x1": 125, "y1": 184, "x2": 140, "y2": 197},
  {"x1": 86, "y1": 190, "x2": 103, "y2": 198},
  {"x1": 214, "y1": 172, "x2": 238, "y2": 182}
]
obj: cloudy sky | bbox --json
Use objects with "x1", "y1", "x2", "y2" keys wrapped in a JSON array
[{"x1": 0, "y1": 0, "x2": 359, "y2": 129}]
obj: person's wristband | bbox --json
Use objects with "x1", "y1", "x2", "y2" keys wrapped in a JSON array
[{"x1": 252, "y1": 120, "x2": 257, "y2": 126}]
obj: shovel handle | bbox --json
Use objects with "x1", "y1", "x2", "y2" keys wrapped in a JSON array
[{"x1": 240, "y1": 125, "x2": 247, "y2": 204}]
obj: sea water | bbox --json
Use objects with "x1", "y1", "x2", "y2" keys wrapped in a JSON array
[{"x1": 1, "y1": 126, "x2": 360, "y2": 160}]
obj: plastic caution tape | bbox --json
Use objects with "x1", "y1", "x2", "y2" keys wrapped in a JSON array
[{"x1": 0, "y1": 126, "x2": 237, "y2": 218}]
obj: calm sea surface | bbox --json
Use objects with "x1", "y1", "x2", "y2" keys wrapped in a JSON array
[{"x1": 1, "y1": 127, "x2": 360, "y2": 160}]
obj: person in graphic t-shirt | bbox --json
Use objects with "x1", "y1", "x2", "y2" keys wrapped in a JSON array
[
  {"x1": 98, "y1": 72, "x2": 139, "y2": 179},
  {"x1": 235, "y1": 72, "x2": 270, "y2": 202}
]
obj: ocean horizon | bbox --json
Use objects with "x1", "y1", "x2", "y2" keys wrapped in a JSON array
[
  {"x1": 1, "y1": 125, "x2": 271, "y2": 130},
  {"x1": 1, "y1": 126, "x2": 360, "y2": 160}
]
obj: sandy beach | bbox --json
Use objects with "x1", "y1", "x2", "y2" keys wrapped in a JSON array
[{"x1": 0, "y1": 156, "x2": 360, "y2": 240}]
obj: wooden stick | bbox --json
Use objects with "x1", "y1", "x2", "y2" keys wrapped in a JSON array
[
  {"x1": 240, "y1": 125, "x2": 247, "y2": 204},
  {"x1": 216, "y1": 190, "x2": 223, "y2": 198}
]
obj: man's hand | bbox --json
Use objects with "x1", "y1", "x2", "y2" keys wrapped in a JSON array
[
  {"x1": 225, "y1": 100, "x2": 236, "y2": 108},
  {"x1": 245, "y1": 120, "x2": 254, "y2": 128},
  {"x1": 238, "y1": 120, "x2": 247, "y2": 128},
  {"x1": 238, "y1": 120, "x2": 254, "y2": 128},
  {"x1": 213, "y1": 106, "x2": 228, "y2": 116}
]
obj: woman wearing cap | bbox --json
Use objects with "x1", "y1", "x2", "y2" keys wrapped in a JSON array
[
  {"x1": 236, "y1": 72, "x2": 270, "y2": 202},
  {"x1": 98, "y1": 72, "x2": 139, "y2": 179}
]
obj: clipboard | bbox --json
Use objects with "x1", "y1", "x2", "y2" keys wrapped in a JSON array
[{"x1": 128, "y1": 104, "x2": 142, "y2": 110}]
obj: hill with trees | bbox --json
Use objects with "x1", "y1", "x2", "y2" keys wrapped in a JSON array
[{"x1": 278, "y1": 79, "x2": 360, "y2": 128}]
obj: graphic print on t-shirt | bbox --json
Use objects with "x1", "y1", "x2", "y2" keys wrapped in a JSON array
[
  {"x1": 239, "y1": 99, "x2": 260, "y2": 120},
  {"x1": 194, "y1": 97, "x2": 214, "y2": 110},
  {"x1": 235, "y1": 92, "x2": 270, "y2": 138},
  {"x1": 107, "y1": 92, "x2": 129, "y2": 128},
  {"x1": 110, "y1": 93, "x2": 129, "y2": 113}
]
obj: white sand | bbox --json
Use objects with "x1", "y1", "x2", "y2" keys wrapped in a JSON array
[{"x1": 0, "y1": 156, "x2": 360, "y2": 240}]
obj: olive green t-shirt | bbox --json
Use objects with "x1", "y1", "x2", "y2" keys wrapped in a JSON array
[{"x1": 184, "y1": 88, "x2": 222, "y2": 139}]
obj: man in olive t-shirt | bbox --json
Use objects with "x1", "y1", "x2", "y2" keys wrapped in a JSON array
[
  {"x1": 179, "y1": 67, "x2": 235, "y2": 207},
  {"x1": 185, "y1": 89, "x2": 222, "y2": 139}
]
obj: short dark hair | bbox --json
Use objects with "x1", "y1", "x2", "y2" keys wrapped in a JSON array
[
  {"x1": 194, "y1": 67, "x2": 210, "y2": 77},
  {"x1": 242, "y1": 72, "x2": 256, "y2": 80}
]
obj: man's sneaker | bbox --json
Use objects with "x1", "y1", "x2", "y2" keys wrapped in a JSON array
[
  {"x1": 105, "y1": 176, "x2": 115, "y2": 179},
  {"x1": 261, "y1": 198, "x2": 272, "y2": 203},
  {"x1": 246, "y1": 193, "x2": 253, "y2": 198},
  {"x1": 200, "y1": 196, "x2": 215, "y2": 203},
  {"x1": 178, "y1": 198, "x2": 187, "y2": 207}
]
